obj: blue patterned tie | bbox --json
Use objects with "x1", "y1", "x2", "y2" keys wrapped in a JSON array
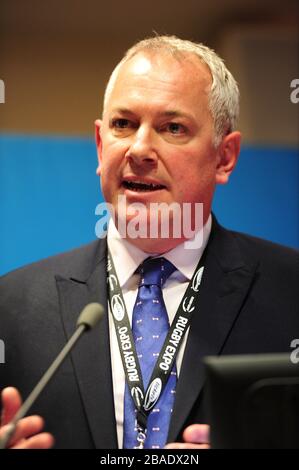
[{"x1": 123, "y1": 257, "x2": 177, "y2": 449}]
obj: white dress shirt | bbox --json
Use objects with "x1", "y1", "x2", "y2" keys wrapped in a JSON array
[{"x1": 107, "y1": 215, "x2": 212, "y2": 448}]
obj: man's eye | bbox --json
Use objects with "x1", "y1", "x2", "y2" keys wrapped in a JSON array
[
  {"x1": 112, "y1": 118, "x2": 130, "y2": 129},
  {"x1": 166, "y1": 122, "x2": 185, "y2": 134}
]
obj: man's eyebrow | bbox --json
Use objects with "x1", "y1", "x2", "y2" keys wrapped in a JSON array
[
  {"x1": 161, "y1": 110, "x2": 194, "y2": 120},
  {"x1": 110, "y1": 107, "x2": 194, "y2": 120},
  {"x1": 110, "y1": 107, "x2": 134, "y2": 115}
]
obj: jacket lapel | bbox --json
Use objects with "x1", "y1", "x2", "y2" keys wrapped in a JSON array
[
  {"x1": 55, "y1": 239, "x2": 118, "y2": 449},
  {"x1": 167, "y1": 219, "x2": 260, "y2": 442}
]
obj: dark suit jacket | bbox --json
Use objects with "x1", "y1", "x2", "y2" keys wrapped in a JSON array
[{"x1": 0, "y1": 217, "x2": 298, "y2": 448}]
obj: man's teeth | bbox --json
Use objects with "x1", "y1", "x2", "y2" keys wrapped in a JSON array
[{"x1": 123, "y1": 181, "x2": 165, "y2": 191}]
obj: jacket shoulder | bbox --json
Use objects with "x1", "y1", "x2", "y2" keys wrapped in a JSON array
[
  {"x1": 0, "y1": 239, "x2": 106, "y2": 302},
  {"x1": 229, "y1": 229, "x2": 298, "y2": 267}
]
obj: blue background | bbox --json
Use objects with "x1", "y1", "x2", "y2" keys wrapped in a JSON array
[{"x1": 0, "y1": 134, "x2": 298, "y2": 276}]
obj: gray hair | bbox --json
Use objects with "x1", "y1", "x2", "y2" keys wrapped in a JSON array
[{"x1": 103, "y1": 35, "x2": 240, "y2": 147}]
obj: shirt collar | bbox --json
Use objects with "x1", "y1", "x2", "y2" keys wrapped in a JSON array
[{"x1": 107, "y1": 214, "x2": 212, "y2": 287}]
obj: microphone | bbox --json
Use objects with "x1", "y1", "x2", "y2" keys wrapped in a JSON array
[{"x1": 0, "y1": 302, "x2": 104, "y2": 449}]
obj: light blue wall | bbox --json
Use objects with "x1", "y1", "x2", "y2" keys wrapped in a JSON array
[
  {"x1": 0, "y1": 135, "x2": 298, "y2": 275},
  {"x1": 213, "y1": 146, "x2": 299, "y2": 247}
]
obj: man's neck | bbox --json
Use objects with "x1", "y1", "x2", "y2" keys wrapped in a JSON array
[{"x1": 112, "y1": 214, "x2": 212, "y2": 255}]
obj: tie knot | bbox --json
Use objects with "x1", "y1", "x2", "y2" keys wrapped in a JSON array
[{"x1": 139, "y1": 257, "x2": 176, "y2": 287}]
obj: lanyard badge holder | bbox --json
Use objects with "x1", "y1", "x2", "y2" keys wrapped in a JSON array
[{"x1": 107, "y1": 250, "x2": 205, "y2": 449}]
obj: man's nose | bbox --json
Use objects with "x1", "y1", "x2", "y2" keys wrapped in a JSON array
[{"x1": 125, "y1": 126, "x2": 158, "y2": 165}]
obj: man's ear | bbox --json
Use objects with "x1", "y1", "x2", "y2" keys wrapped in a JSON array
[
  {"x1": 95, "y1": 119, "x2": 102, "y2": 176},
  {"x1": 215, "y1": 131, "x2": 241, "y2": 184}
]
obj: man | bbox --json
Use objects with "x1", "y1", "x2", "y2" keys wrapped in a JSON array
[{"x1": 0, "y1": 35, "x2": 298, "y2": 449}]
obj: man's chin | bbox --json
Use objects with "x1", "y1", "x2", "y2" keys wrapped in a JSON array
[
  {"x1": 122, "y1": 235, "x2": 186, "y2": 255},
  {"x1": 111, "y1": 197, "x2": 205, "y2": 251}
]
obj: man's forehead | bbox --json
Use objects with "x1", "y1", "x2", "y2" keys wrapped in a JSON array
[
  {"x1": 110, "y1": 51, "x2": 212, "y2": 103},
  {"x1": 125, "y1": 54, "x2": 153, "y2": 76},
  {"x1": 102, "y1": 50, "x2": 212, "y2": 117},
  {"x1": 120, "y1": 50, "x2": 211, "y2": 80}
]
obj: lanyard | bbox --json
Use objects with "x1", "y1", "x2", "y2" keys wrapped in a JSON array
[{"x1": 107, "y1": 249, "x2": 205, "y2": 448}]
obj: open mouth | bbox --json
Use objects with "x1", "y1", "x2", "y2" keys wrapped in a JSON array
[{"x1": 122, "y1": 180, "x2": 166, "y2": 192}]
